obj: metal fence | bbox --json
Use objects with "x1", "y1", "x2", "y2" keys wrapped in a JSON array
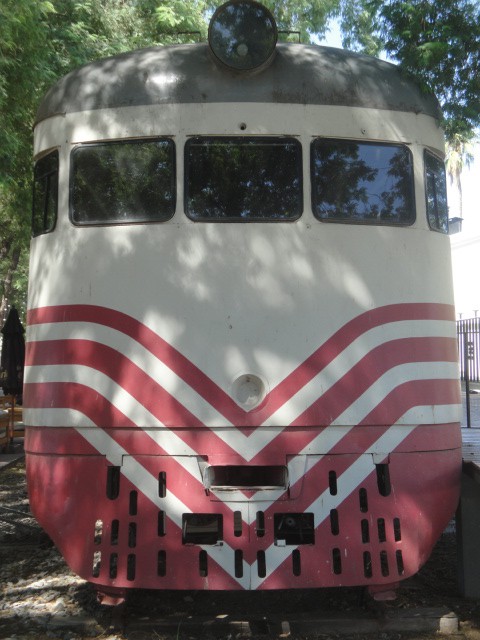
[
  {"x1": 457, "y1": 317, "x2": 480, "y2": 382},
  {"x1": 457, "y1": 317, "x2": 480, "y2": 429}
]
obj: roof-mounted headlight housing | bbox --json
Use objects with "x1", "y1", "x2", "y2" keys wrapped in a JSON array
[{"x1": 208, "y1": 0, "x2": 278, "y2": 72}]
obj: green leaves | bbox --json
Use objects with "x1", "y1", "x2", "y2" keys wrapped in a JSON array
[
  {"x1": 339, "y1": 0, "x2": 480, "y2": 142},
  {"x1": 155, "y1": 0, "x2": 208, "y2": 41},
  {"x1": 416, "y1": 41, "x2": 450, "y2": 65},
  {"x1": 156, "y1": 5, "x2": 182, "y2": 28},
  {"x1": 261, "y1": 0, "x2": 339, "y2": 42}
]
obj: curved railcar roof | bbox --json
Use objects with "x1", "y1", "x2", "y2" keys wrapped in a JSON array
[{"x1": 35, "y1": 43, "x2": 441, "y2": 124}]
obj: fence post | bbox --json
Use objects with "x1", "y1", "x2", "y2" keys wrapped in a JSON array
[{"x1": 464, "y1": 331, "x2": 472, "y2": 429}]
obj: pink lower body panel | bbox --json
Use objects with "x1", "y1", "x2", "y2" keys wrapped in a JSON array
[{"x1": 25, "y1": 423, "x2": 461, "y2": 593}]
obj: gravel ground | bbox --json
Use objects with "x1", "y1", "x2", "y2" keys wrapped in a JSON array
[{"x1": 2, "y1": 460, "x2": 480, "y2": 640}]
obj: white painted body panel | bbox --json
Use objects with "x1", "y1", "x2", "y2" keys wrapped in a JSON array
[{"x1": 30, "y1": 103, "x2": 453, "y2": 406}]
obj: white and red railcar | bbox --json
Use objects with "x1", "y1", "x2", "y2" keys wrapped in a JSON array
[{"x1": 26, "y1": 0, "x2": 461, "y2": 603}]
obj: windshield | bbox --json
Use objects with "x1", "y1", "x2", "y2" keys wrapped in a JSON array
[{"x1": 185, "y1": 137, "x2": 302, "y2": 221}]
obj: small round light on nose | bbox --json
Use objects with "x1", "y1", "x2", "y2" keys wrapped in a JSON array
[
  {"x1": 237, "y1": 43, "x2": 249, "y2": 57},
  {"x1": 208, "y1": 0, "x2": 278, "y2": 72}
]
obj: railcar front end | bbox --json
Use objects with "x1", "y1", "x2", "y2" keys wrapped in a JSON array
[{"x1": 25, "y1": 1, "x2": 461, "y2": 603}]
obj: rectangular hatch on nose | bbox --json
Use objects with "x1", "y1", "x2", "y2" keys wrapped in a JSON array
[{"x1": 204, "y1": 465, "x2": 288, "y2": 491}]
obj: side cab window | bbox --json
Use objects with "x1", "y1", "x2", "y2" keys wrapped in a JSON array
[
  {"x1": 425, "y1": 150, "x2": 448, "y2": 233},
  {"x1": 32, "y1": 150, "x2": 59, "y2": 236}
]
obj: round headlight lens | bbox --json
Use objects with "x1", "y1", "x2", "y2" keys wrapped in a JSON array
[{"x1": 208, "y1": 0, "x2": 278, "y2": 71}]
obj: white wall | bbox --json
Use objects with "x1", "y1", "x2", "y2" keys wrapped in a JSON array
[{"x1": 449, "y1": 143, "x2": 480, "y2": 319}]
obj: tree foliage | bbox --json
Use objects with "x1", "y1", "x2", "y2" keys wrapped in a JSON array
[
  {"x1": 446, "y1": 131, "x2": 476, "y2": 218},
  {"x1": 339, "y1": 0, "x2": 480, "y2": 141},
  {"x1": 259, "y1": 0, "x2": 339, "y2": 42},
  {"x1": 0, "y1": 0, "x2": 55, "y2": 320},
  {"x1": 0, "y1": 0, "x2": 168, "y2": 320}
]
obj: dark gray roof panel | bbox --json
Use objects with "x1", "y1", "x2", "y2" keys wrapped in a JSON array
[{"x1": 35, "y1": 43, "x2": 441, "y2": 124}]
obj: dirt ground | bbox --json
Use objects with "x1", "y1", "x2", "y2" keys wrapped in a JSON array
[{"x1": 2, "y1": 460, "x2": 480, "y2": 640}]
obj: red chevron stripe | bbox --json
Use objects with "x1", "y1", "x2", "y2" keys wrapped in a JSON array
[
  {"x1": 26, "y1": 303, "x2": 456, "y2": 424},
  {"x1": 27, "y1": 304, "x2": 240, "y2": 422},
  {"x1": 290, "y1": 336, "x2": 459, "y2": 426},
  {"x1": 26, "y1": 339, "x2": 205, "y2": 428},
  {"x1": 25, "y1": 334, "x2": 458, "y2": 437},
  {"x1": 24, "y1": 382, "x2": 221, "y2": 515},
  {"x1": 24, "y1": 358, "x2": 459, "y2": 465},
  {"x1": 24, "y1": 374, "x2": 459, "y2": 525},
  {"x1": 25, "y1": 378, "x2": 457, "y2": 459},
  {"x1": 249, "y1": 381, "x2": 460, "y2": 521},
  {"x1": 24, "y1": 302, "x2": 460, "y2": 591},
  {"x1": 24, "y1": 377, "x2": 460, "y2": 590},
  {"x1": 242, "y1": 302, "x2": 456, "y2": 422},
  {"x1": 359, "y1": 378, "x2": 460, "y2": 425}
]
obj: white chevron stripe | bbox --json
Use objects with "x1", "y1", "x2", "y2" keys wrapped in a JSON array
[
  {"x1": 26, "y1": 393, "x2": 460, "y2": 530},
  {"x1": 24, "y1": 360, "x2": 460, "y2": 461},
  {"x1": 24, "y1": 364, "x2": 285, "y2": 458},
  {"x1": 27, "y1": 405, "x2": 459, "y2": 588},
  {"x1": 53, "y1": 410, "x2": 251, "y2": 589},
  {"x1": 261, "y1": 319, "x2": 456, "y2": 426},
  {"x1": 27, "y1": 318, "x2": 456, "y2": 427},
  {"x1": 24, "y1": 315, "x2": 460, "y2": 588},
  {"x1": 27, "y1": 322, "x2": 234, "y2": 427},
  {"x1": 238, "y1": 402, "x2": 461, "y2": 524},
  {"x1": 93, "y1": 429, "x2": 251, "y2": 589},
  {"x1": 250, "y1": 405, "x2": 458, "y2": 588},
  {"x1": 310, "y1": 360, "x2": 460, "y2": 427}
]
